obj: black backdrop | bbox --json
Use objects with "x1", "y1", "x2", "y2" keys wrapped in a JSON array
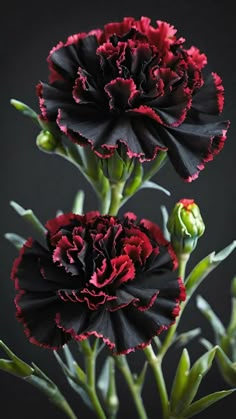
[{"x1": 1, "y1": 0, "x2": 236, "y2": 418}]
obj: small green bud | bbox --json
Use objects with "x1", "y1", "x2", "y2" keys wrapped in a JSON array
[
  {"x1": 167, "y1": 199, "x2": 205, "y2": 255},
  {"x1": 36, "y1": 130, "x2": 59, "y2": 153},
  {"x1": 100, "y1": 145, "x2": 134, "y2": 183}
]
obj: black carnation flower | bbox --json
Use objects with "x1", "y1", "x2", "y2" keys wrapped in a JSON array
[
  {"x1": 37, "y1": 16, "x2": 229, "y2": 181},
  {"x1": 11, "y1": 211, "x2": 185, "y2": 354}
]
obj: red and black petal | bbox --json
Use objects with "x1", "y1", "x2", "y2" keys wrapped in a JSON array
[
  {"x1": 11, "y1": 212, "x2": 185, "y2": 353},
  {"x1": 159, "y1": 119, "x2": 228, "y2": 181},
  {"x1": 37, "y1": 16, "x2": 229, "y2": 179}
]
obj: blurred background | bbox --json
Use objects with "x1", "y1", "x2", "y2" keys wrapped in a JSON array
[{"x1": 0, "y1": 0, "x2": 235, "y2": 417}]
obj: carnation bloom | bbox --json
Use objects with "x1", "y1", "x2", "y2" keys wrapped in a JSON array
[
  {"x1": 37, "y1": 16, "x2": 229, "y2": 181},
  {"x1": 11, "y1": 211, "x2": 185, "y2": 354}
]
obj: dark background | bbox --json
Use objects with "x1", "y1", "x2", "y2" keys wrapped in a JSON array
[{"x1": 1, "y1": 0, "x2": 236, "y2": 417}]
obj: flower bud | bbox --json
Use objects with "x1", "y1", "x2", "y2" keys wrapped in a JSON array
[
  {"x1": 36, "y1": 130, "x2": 59, "y2": 153},
  {"x1": 167, "y1": 199, "x2": 205, "y2": 255},
  {"x1": 100, "y1": 144, "x2": 134, "y2": 183}
]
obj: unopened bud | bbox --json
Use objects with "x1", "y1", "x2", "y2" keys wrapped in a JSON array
[
  {"x1": 167, "y1": 199, "x2": 205, "y2": 255},
  {"x1": 36, "y1": 130, "x2": 59, "y2": 153}
]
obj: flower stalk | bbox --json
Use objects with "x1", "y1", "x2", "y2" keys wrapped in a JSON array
[
  {"x1": 143, "y1": 345, "x2": 169, "y2": 419},
  {"x1": 108, "y1": 181, "x2": 125, "y2": 216},
  {"x1": 80, "y1": 340, "x2": 107, "y2": 419},
  {"x1": 114, "y1": 355, "x2": 148, "y2": 419}
]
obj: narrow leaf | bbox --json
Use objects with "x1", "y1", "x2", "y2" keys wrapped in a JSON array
[
  {"x1": 25, "y1": 373, "x2": 77, "y2": 418},
  {"x1": 53, "y1": 351, "x2": 92, "y2": 410},
  {"x1": 139, "y1": 180, "x2": 170, "y2": 196},
  {"x1": 134, "y1": 362, "x2": 148, "y2": 391},
  {"x1": 174, "y1": 328, "x2": 201, "y2": 348},
  {"x1": 72, "y1": 190, "x2": 85, "y2": 215},
  {"x1": 227, "y1": 297, "x2": 236, "y2": 336},
  {"x1": 160, "y1": 205, "x2": 170, "y2": 241},
  {"x1": 170, "y1": 348, "x2": 191, "y2": 412},
  {"x1": 173, "y1": 347, "x2": 217, "y2": 414},
  {"x1": 185, "y1": 240, "x2": 236, "y2": 296},
  {"x1": 4, "y1": 233, "x2": 26, "y2": 250},
  {"x1": 56, "y1": 210, "x2": 64, "y2": 216},
  {"x1": 10, "y1": 99, "x2": 39, "y2": 124},
  {"x1": 0, "y1": 340, "x2": 33, "y2": 377},
  {"x1": 182, "y1": 389, "x2": 236, "y2": 418},
  {"x1": 196, "y1": 295, "x2": 225, "y2": 343},
  {"x1": 62, "y1": 346, "x2": 86, "y2": 383},
  {"x1": 199, "y1": 338, "x2": 214, "y2": 351},
  {"x1": 98, "y1": 357, "x2": 119, "y2": 417},
  {"x1": 63, "y1": 345, "x2": 76, "y2": 372},
  {"x1": 216, "y1": 346, "x2": 236, "y2": 387},
  {"x1": 97, "y1": 357, "x2": 110, "y2": 400},
  {"x1": 10, "y1": 200, "x2": 46, "y2": 236}
]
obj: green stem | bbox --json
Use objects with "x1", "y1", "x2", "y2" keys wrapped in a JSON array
[
  {"x1": 114, "y1": 356, "x2": 148, "y2": 419},
  {"x1": 143, "y1": 345, "x2": 169, "y2": 419},
  {"x1": 143, "y1": 151, "x2": 167, "y2": 182},
  {"x1": 60, "y1": 400, "x2": 78, "y2": 419},
  {"x1": 158, "y1": 253, "x2": 190, "y2": 359},
  {"x1": 108, "y1": 182, "x2": 125, "y2": 216},
  {"x1": 80, "y1": 340, "x2": 107, "y2": 419},
  {"x1": 105, "y1": 358, "x2": 119, "y2": 419},
  {"x1": 99, "y1": 188, "x2": 111, "y2": 215},
  {"x1": 178, "y1": 253, "x2": 190, "y2": 279}
]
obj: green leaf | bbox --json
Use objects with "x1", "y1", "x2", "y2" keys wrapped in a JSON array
[
  {"x1": 97, "y1": 357, "x2": 119, "y2": 417},
  {"x1": 25, "y1": 369, "x2": 77, "y2": 418},
  {"x1": 134, "y1": 362, "x2": 148, "y2": 392},
  {"x1": 227, "y1": 297, "x2": 236, "y2": 337},
  {"x1": 10, "y1": 99, "x2": 39, "y2": 125},
  {"x1": 53, "y1": 350, "x2": 92, "y2": 410},
  {"x1": 174, "y1": 328, "x2": 201, "y2": 348},
  {"x1": 216, "y1": 346, "x2": 236, "y2": 387},
  {"x1": 160, "y1": 205, "x2": 170, "y2": 241},
  {"x1": 173, "y1": 347, "x2": 217, "y2": 415},
  {"x1": 223, "y1": 296, "x2": 236, "y2": 359},
  {"x1": 0, "y1": 340, "x2": 33, "y2": 377},
  {"x1": 0, "y1": 341, "x2": 77, "y2": 418},
  {"x1": 4, "y1": 233, "x2": 26, "y2": 250},
  {"x1": 182, "y1": 389, "x2": 236, "y2": 418},
  {"x1": 56, "y1": 209, "x2": 64, "y2": 216},
  {"x1": 185, "y1": 240, "x2": 236, "y2": 297},
  {"x1": 10, "y1": 200, "x2": 46, "y2": 236},
  {"x1": 170, "y1": 348, "x2": 191, "y2": 412},
  {"x1": 139, "y1": 180, "x2": 170, "y2": 196},
  {"x1": 199, "y1": 338, "x2": 214, "y2": 351},
  {"x1": 184, "y1": 347, "x2": 217, "y2": 406},
  {"x1": 196, "y1": 295, "x2": 225, "y2": 343},
  {"x1": 72, "y1": 190, "x2": 85, "y2": 215},
  {"x1": 97, "y1": 357, "x2": 111, "y2": 401}
]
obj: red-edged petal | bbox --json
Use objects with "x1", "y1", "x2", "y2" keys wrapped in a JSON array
[
  {"x1": 104, "y1": 77, "x2": 139, "y2": 111},
  {"x1": 192, "y1": 72, "x2": 225, "y2": 115}
]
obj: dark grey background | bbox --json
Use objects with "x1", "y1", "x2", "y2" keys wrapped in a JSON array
[{"x1": 1, "y1": 0, "x2": 236, "y2": 417}]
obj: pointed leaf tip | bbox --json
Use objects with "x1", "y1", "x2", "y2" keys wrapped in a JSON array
[{"x1": 10, "y1": 200, "x2": 46, "y2": 236}]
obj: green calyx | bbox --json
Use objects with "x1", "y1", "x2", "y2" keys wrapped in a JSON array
[
  {"x1": 100, "y1": 146, "x2": 135, "y2": 184},
  {"x1": 167, "y1": 199, "x2": 205, "y2": 255}
]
